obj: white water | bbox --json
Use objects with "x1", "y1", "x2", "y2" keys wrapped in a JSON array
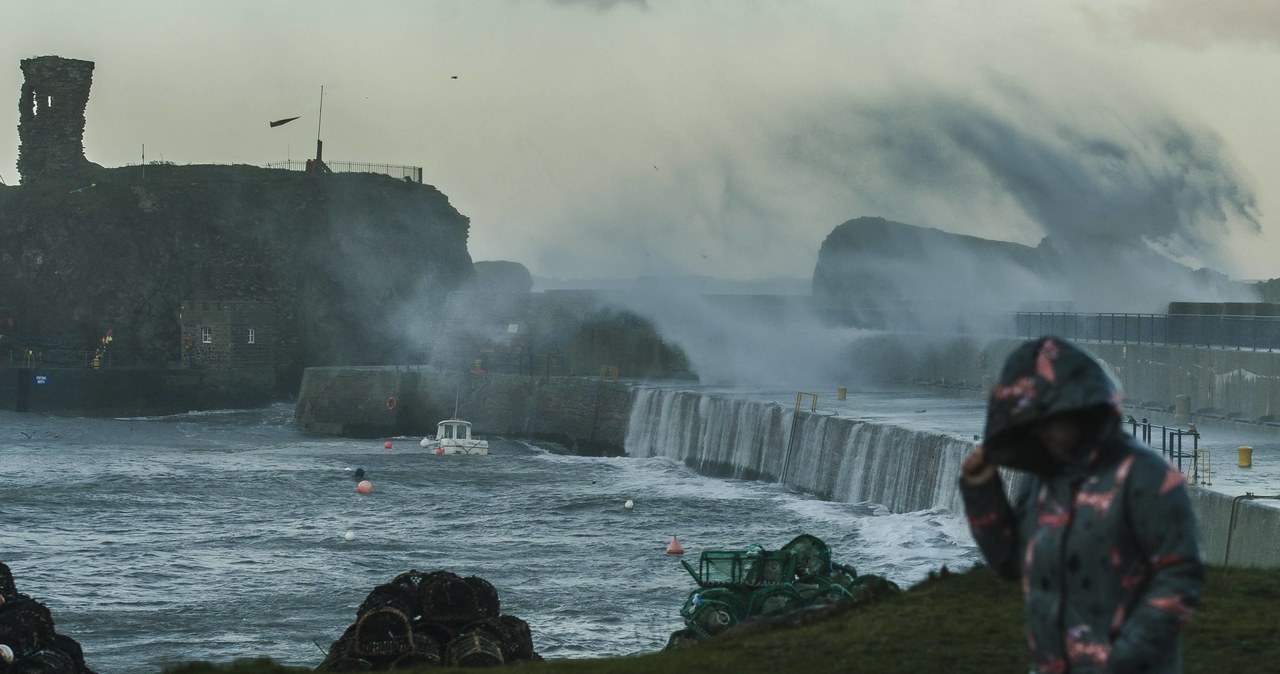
[{"x1": 625, "y1": 387, "x2": 973, "y2": 513}]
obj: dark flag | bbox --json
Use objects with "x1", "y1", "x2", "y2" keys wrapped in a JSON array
[{"x1": 269, "y1": 116, "x2": 301, "y2": 128}]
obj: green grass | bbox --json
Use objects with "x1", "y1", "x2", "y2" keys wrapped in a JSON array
[{"x1": 163, "y1": 565, "x2": 1279, "y2": 674}]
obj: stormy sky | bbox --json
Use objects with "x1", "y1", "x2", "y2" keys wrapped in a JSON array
[{"x1": 2, "y1": 0, "x2": 1278, "y2": 283}]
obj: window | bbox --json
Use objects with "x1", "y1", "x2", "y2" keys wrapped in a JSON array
[
  {"x1": 247, "y1": 328, "x2": 256, "y2": 344},
  {"x1": 201, "y1": 327, "x2": 212, "y2": 344}
]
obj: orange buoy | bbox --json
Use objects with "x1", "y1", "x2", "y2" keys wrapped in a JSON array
[
  {"x1": 356, "y1": 480, "x2": 373, "y2": 495},
  {"x1": 384, "y1": 440, "x2": 393, "y2": 449},
  {"x1": 666, "y1": 535, "x2": 684, "y2": 555}
]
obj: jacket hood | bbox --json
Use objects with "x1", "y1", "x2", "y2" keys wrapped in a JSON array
[{"x1": 983, "y1": 336, "x2": 1124, "y2": 474}]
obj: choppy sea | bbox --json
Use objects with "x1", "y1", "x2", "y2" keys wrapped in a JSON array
[{"x1": 0, "y1": 403, "x2": 982, "y2": 673}]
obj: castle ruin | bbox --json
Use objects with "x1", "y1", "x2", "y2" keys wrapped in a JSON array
[{"x1": 17, "y1": 55, "x2": 95, "y2": 184}]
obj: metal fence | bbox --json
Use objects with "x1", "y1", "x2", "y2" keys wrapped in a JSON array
[
  {"x1": 2, "y1": 332, "x2": 94, "y2": 367},
  {"x1": 265, "y1": 160, "x2": 423, "y2": 183},
  {"x1": 1015, "y1": 312, "x2": 1280, "y2": 351},
  {"x1": 1126, "y1": 416, "x2": 1210, "y2": 485}
]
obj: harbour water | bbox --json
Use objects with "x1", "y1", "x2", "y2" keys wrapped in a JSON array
[{"x1": 1, "y1": 400, "x2": 981, "y2": 674}]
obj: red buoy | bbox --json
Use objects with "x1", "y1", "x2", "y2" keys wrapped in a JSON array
[
  {"x1": 666, "y1": 535, "x2": 684, "y2": 555},
  {"x1": 384, "y1": 440, "x2": 393, "y2": 450},
  {"x1": 356, "y1": 480, "x2": 373, "y2": 495}
]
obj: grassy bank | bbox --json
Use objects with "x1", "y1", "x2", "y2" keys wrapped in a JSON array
[{"x1": 167, "y1": 565, "x2": 1279, "y2": 674}]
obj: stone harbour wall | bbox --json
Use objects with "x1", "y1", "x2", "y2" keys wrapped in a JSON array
[{"x1": 293, "y1": 366, "x2": 635, "y2": 455}]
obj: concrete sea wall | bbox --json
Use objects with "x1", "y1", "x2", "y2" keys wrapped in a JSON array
[{"x1": 1189, "y1": 489, "x2": 1280, "y2": 568}]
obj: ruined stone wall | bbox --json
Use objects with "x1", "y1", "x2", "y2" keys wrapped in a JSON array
[{"x1": 17, "y1": 56, "x2": 95, "y2": 183}]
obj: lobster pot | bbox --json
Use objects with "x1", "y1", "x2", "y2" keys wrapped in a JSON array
[
  {"x1": 680, "y1": 587, "x2": 746, "y2": 639},
  {"x1": 444, "y1": 630, "x2": 505, "y2": 667},
  {"x1": 670, "y1": 534, "x2": 902, "y2": 646},
  {"x1": 420, "y1": 572, "x2": 500, "y2": 626},
  {"x1": 462, "y1": 615, "x2": 538, "y2": 663},
  {"x1": 382, "y1": 632, "x2": 445, "y2": 670},
  {"x1": 357, "y1": 583, "x2": 417, "y2": 619},
  {"x1": 352, "y1": 606, "x2": 415, "y2": 663}
]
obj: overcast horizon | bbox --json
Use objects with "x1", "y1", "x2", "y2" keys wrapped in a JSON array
[{"x1": 3, "y1": 1, "x2": 1278, "y2": 284}]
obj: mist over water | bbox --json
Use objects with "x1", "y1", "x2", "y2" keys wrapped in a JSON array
[{"x1": 513, "y1": 75, "x2": 1266, "y2": 387}]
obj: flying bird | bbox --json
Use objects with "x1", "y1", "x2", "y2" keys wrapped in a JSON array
[
  {"x1": 269, "y1": 116, "x2": 301, "y2": 128},
  {"x1": 451, "y1": 75, "x2": 458, "y2": 80}
]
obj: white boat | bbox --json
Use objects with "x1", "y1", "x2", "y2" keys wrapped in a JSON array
[{"x1": 420, "y1": 418, "x2": 489, "y2": 455}]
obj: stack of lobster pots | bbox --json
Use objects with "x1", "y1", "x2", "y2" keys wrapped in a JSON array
[
  {"x1": 317, "y1": 570, "x2": 540, "y2": 671},
  {"x1": 0, "y1": 562, "x2": 97, "y2": 674}
]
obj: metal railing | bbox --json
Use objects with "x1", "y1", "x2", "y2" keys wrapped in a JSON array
[
  {"x1": 3, "y1": 332, "x2": 97, "y2": 367},
  {"x1": 265, "y1": 160, "x2": 423, "y2": 183},
  {"x1": 781, "y1": 392, "x2": 821, "y2": 483},
  {"x1": 1016, "y1": 312, "x2": 1280, "y2": 351},
  {"x1": 1125, "y1": 416, "x2": 1210, "y2": 485}
]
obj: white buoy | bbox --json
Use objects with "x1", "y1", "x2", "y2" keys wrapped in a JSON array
[
  {"x1": 623, "y1": 499, "x2": 635, "y2": 510},
  {"x1": 0, "y1": 644, "x2": 13, "y2": 665},
  {"x1": 344, "y1": 531, "x2": 355, "y2": 541}
]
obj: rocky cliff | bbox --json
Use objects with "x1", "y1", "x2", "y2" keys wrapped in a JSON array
[{"x1": 0, "y1": 163, "x2": 474, "y2": 387}]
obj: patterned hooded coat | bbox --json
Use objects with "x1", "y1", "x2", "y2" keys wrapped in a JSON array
[{"x1": 961, "y1": 337, "x2": 1205, "y2": 673}]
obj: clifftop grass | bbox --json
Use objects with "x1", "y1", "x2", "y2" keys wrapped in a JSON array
[{"x1": 166, "y1": 564, "x2": 1279, "y2": 674}]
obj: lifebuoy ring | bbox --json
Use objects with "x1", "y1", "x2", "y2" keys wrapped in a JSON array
[{"x1": 385, "y1": 395, "x2": 398, "y2": 411}]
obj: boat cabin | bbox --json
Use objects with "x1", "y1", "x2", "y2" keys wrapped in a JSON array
[{"x1": 436, "y1": 419, "x2": 474, "y2": 440}]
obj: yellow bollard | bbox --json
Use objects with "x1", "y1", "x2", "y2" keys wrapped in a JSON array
[
  {"x1": 837, "y1": 387, "x2": 847, "y2": 401},
  {"x1": 1238, "y1": 446, "x2": 1253, "y2": 468}
]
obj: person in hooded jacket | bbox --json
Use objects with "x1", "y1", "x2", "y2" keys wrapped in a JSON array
[{"x1": 960, "y1": 336, "x2": 1205, "y2": 674}]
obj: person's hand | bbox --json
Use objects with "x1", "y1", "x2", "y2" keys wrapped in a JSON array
[{"x1": 961, "y1": 443, "x2": 997, "y2": 486}]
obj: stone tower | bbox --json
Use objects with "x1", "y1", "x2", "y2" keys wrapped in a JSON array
[{"x1": 17, "y1": 55, "x2": 95, "y2": 184}]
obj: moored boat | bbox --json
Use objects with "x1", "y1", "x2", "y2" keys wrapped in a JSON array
[{"x1": 420, "y1": 419, "x2": 489, "y2": 455}]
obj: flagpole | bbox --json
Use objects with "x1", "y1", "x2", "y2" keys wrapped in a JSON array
[
  {"x1": 315, "y1": 85, "x2": 325, "y2": 167},
  {"x1": 317, "y1": 85, "x2": 324, "y2": 142}
]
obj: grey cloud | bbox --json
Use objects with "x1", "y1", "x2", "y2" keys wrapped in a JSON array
[
  {"x1": 546, "y1": 0, "x2": 647, "y2": 10},
  {"x1": 779, "y1": 82, "x2": 1260, "y2": 274},
  {"x1": 1124, "y1": 0, "x2": 1280, "y2": 48}
]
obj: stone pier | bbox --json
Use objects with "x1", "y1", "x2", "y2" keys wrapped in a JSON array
[{"x1": 292, "y1": 366, "x2": 635, "y2": 455}]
